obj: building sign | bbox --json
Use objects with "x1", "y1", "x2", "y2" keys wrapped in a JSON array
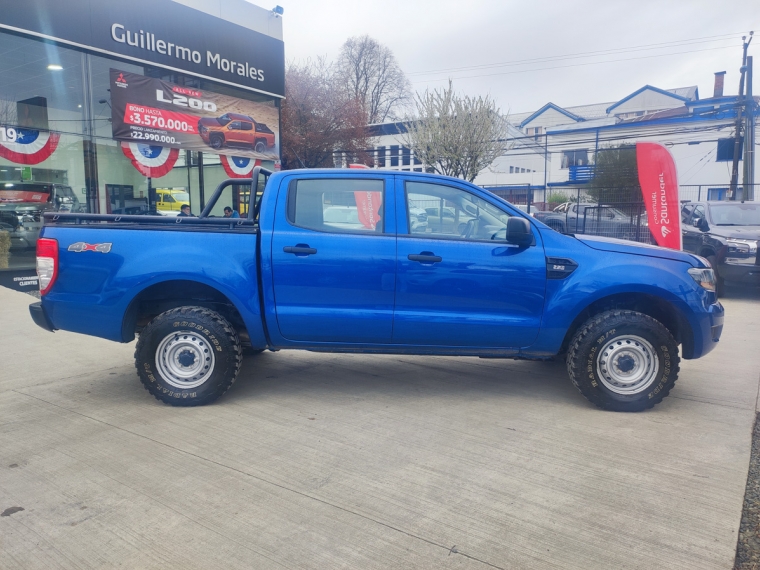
[
  {"x1": 0, "y1": 0, "x2": 284, "y2": 97},
  {"x1": 110, "y1": 69, "x2": 279, "y2": 160}
]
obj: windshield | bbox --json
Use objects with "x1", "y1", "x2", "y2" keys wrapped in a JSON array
[
  {"x1": 708, "y1": 203, "x2": 760, "y2": 226},
  {"x1": 216, "y1": 114, "x2": 232, "y2": 126},
  {"x1": 0, "y1": 183, "x2": 53, "y2": 203}
]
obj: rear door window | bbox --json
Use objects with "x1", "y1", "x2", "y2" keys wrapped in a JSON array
[{"x1": 287, "y1": 178, "x2": 385, "y2": 234}]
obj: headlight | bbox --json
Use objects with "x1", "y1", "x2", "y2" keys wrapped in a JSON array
[
  {"x1": 687, "y1": 267, "x2": 716, "y2": 292},
  {"x1": 726, "y1": 238, "x2": 757, "y2": 255}
]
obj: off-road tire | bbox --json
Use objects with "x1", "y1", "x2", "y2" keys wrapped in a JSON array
[
  {"x1": 254, "y1": 140, "x2": 266, "y2": 153},
  {"x1": 135, "y1": 307, "x2": 242, "y2": 406},
  {"x1": 209, "y1": 134, "x2": 224, "y2": 150},
  {"x1": 567, "y1": 310, "x2": 680, "y2": 412}
]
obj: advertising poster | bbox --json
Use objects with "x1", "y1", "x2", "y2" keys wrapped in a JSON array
[{"x1": 110, "y1": 69, "x2": 279, "y2": 161}]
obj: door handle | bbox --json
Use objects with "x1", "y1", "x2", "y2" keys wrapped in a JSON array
[
  {"x1": 408, "y1": 253, "x2": 442, "y2": 263},
  {"x1": 283, "y1": 245, "x2": 317, "y2": 255}
]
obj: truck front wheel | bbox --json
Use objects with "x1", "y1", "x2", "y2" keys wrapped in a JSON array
[
  {"x1": 566, "y1": 310, "x2": 679, "y2": 412},
  {"x1": 135, "y1": 307, "x2": 242, "y2": 406}
]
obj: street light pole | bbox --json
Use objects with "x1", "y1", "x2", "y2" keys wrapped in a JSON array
[{"x1": 729, "y1": 32, "x2": 753, "y2": 201}]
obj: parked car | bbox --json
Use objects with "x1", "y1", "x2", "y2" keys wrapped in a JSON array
[
  {"x1": 30, "y1": 169, "x2": 722, "y2": 412},
  {"x1": 408, "y1": 206, "x2": 428, "y2": 231},
  {"x1": 534, "y1": 202, "x2": 638, "y2": 238},
  {"x1": 198, "y1": 112, "x2": 275, "y2": 153},
  {"x1": 156, "y1": 189, "x2": 190, "y2": 213},
  {"x1": 680, "y1": 200, "x2": 760, "y2": 295},
  {"x1": 0, "y1": 182, "x2": 81, "y2": 250}
]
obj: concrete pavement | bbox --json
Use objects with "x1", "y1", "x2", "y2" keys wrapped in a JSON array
[{"x1": 1, "y1": 285, "x2": 759, "y2": 569}]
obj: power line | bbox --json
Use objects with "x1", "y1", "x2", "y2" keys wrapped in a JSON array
[
  {"x1": 411, "y1": 45, "x2": 740, "y2": 84},
  {"x1": 407, "y1": 31, "x2": 749, "y2": 77}
]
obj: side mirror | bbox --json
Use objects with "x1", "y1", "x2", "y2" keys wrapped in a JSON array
[
  {"x1": 506, "y1": 217, "x2": 533, "y2": 247},
  {"x1": 698, "y1": 217, "x2": 709, "y2": 232}
]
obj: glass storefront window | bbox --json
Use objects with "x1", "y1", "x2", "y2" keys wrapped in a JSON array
[{"x1": 0, "y1": 31, "x2": 279, "y2": 291}]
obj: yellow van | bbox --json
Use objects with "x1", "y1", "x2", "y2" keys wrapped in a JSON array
[{"x1": 156, "y1": 189, "x2": 190, "y2": 212}]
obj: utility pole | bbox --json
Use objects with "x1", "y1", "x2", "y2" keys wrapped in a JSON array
[
  {"x1": 729, "y1": 32, "x2": 753, "y2": 201},
  {"x1": 745, "y1": 55, "x2": 755, "y2": 200}
]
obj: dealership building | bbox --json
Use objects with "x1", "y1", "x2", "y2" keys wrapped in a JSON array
[{"x1": 0, "y1": 0, "x2": 284, "y2": 291}]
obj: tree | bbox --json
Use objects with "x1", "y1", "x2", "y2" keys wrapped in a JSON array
[
  {"x1": 280, "y1": 59, "x2": 372, "y2": 170},
  {"x1": 403, "y1": 81, "x2": 509, "y2": 182},
  {"x1": 337, "y1": 36, "x2": 411, "y2": 124},
  {"x1": 588, "y1": 145, "x2": 641, "y2": 204}
]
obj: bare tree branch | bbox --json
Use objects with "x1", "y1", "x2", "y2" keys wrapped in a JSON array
[
  {"x1": 281, "y1": 58, "x2": 372, "y2": 169},
  {"x1": 337, "y1": 36, "x2": 411, "y2": 124},
  {"x1": 403, "y1": 81, "x2": 509, "y2": 182}
]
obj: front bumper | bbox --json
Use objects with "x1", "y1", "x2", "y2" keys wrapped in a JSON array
[
  {"x1": 29, "y1": 301, "x2": 55, "y2": 332},
  {"x1": 685, "y1": 300, "x2": 724, "y2": 359},
  {"x1": 719, "y1": 261, "x2": 760, "y2": 285}
]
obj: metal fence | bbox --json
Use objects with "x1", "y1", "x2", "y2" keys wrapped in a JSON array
[{"x1": 493, "y1": 183, "x2": 758, "y2": 245}]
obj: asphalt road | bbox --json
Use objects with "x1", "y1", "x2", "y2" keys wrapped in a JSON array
[{"x1": 1, "y1": 285, "x2": 759, "y2": 569}]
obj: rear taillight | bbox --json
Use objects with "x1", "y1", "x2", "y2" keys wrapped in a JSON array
[{"x1": 36, "y1": 237, "x2": 58, "y2": 295}]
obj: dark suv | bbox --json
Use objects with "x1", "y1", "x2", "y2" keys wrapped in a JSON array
[
  {"x1": 681, "y1": 200, "x2": 760, "y2": 294},
  {"x1": 0, "y1": 182, "x2": 81, "y2": 250}
]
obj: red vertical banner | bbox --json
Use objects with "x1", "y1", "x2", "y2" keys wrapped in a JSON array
[
  {"x1": 354, "y1": 191, "x2": 383, "y2": 230},
  {"x1": 636, "y1": 142, "x2": 681, "y2": 250}
]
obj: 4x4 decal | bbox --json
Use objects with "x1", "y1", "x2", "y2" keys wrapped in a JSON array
[{"x1": 68, "y1": 242, "x2": 112, "y2": 253}]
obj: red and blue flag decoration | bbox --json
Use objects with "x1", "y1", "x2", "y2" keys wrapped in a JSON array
[
  {"x1": 121, "y1": 142, "x2": 180, "y2": 178},
  {"x1": 221, "y1": 155, "x2": 261, "y2": 179},
  {"x1": 0, "y1": 128, "x2": 60, "y2": 164}
]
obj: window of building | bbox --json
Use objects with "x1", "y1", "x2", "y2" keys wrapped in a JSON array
[
  {"x1": 561, "y1": 149, "x2": 589, "y2": 168},
  {"x1": 390, "y1": 145, "x2": 399, "y2": 167},
  {"x1": 0, "y1": 31, "x2": 280, "y2": 288},
  {"x1": 402, "y1": 146, "x2": 411, "y2": 166},
  {"x1": 376, "y1": 146, "x2": 386, "y2": 167},
  {"x1": 717, "y1": 138, "x2": 742, "y2": 162},
  {"x1": 288, "y1": 178, "x2": 384, "y2": 234}
]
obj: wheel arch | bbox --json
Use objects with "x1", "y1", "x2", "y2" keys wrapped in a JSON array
[
  {"x1": 122, "y1": 279, "x2": 250, "y2": 345},
  {"x1": 559, "y1": 292, "x2": 694, "y2": 358}
]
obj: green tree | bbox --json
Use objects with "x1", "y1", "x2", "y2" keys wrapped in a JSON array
[{"x1": 588, "y1": 145, "x2": 641, "y2": 204}]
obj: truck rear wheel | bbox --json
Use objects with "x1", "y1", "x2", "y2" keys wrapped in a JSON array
[
  {"x1": 135, "y1": 307, "x2": 242, "y2": 406},
  {"x1": 566, "y1": 310, "x2": 679, "y2": 412},
  {"x1": 254, "y1": 140, "x2": 266, "y2": 153}
]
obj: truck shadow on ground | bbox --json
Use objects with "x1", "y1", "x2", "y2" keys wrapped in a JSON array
[{"x1": 219, "y1": 352, "x2": 593, "y2": 410}]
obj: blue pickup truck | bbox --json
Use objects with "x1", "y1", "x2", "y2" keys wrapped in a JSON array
[{"x1": 30, "y1": 168, "x2": 724, "y2": 411}]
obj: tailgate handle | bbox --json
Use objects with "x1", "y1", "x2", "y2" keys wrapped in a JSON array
[
  {"x1": 284, "y1": 245, "x2": 317, "y2": 255},
  {"x1": 408, "y1": 253, "x2": 442, "y2": 263}
]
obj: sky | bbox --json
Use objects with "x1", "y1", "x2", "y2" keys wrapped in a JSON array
[{"x1": 271, "y1": 0, "x2": 759, "y2": 116}]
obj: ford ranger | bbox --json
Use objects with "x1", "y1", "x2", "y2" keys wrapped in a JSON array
[{"x1": 29, "y1": 168, "x2": 724, "y2": 411}]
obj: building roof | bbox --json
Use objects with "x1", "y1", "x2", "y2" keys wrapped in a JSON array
[
  {"x1": 605, "y1": 85, "x2": 692, "y2": 114},
  {"x1": 518, "y1": 102, "x2": 585, "y2": 128}
]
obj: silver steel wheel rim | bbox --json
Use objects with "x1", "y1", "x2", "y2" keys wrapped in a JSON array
[
  {"x1": 155, "y1": 330, "x2": 215, "y2": 390},
  {"x1": 596, "y1": 335, "x2": 659, "y2": 395}
]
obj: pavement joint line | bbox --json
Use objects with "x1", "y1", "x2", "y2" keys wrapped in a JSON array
[
  {"x1": 669, "y1": 394, "x2": 755, "y2": 410},
  {"x1": 11, "y1": 389, "x2": 507, "y2": 570},
  {"x1": 0, "y1": 364, "x2": 130, "y2": 395}
]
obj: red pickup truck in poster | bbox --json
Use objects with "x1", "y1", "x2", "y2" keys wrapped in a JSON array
[
  {"x1": 110, "y1": 69, "x2": 279, "y2": 160},
  {"x1": 198, "y1": 112, "x2": 276, "y2": 153}
]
